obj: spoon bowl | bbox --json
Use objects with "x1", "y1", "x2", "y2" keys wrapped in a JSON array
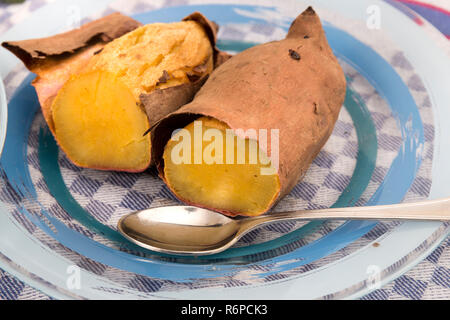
[
  {"x1": 118, "y1": 197, "x2": 450, "y2": 255},
  {"x1": 118, "y1": 206, "x2": 243, "y2": 254}
]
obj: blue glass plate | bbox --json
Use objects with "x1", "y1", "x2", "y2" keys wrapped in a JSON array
[{"x1": 0, "y1": 0, "x2": 448, "y2": 299}]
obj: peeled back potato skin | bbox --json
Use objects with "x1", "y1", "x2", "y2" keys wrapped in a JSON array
[
  {"x1": 51, "y1": 20, "x2": 214, "y2": 172},
  {"x1": 151, "y1": 7, "x2": 347, "y2": 216}
]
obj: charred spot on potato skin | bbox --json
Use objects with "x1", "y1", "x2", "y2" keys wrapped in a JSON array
[
  {"x1": 93, "y1": 48, "x2": 103, "y2": 55},
  {"x1": 304, "y1": 35, "x2": 310, "y2": 39},
  {"x1": 304, "y1": 6, "x2": 316, "y2": 15},
  {"x1": 186, "y1": 72, "x2": 202, "y2": 83},
  {"x1": 313, "y1": 102, "x2": 319, "y2": 114},
  {"x1": 142, "y1": 127, "x2": 151, "y2": 137},
  {"x1": 289, "y1": 49, "x2": 301, "y2": 61},
  {"x1": 186, "y1": 62, "x2": 209, "y2": 82},
  {"x1": 157, "y1": 70, "x2": 170, "y2": 85},
  {"x1": 135, "y1": 101, "x2": 144, "y2": 108}
]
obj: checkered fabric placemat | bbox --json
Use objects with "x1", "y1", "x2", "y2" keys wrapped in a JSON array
[{"x1": 0, "y1": 0, "x2": 448, "y2": 300}]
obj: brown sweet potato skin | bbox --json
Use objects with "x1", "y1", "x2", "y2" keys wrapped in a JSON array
[
  {"x1": 152, "y1": 7, "x2": 347, "y2": 215},
  {"x1": 2, "y1": 13, "x2": 141, "y2": 68}
]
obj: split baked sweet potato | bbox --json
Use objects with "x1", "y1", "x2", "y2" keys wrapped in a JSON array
[
  {"x1": 151, "y1": 7, "x2": 347, "y2": 216},
  {"x1": 2, "y1": 12, "x2": 229, "y2": 172},
  {"x1": 50, "y1": 17, "x2": 214, "y2": 171}
]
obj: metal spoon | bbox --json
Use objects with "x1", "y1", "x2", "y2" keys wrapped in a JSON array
[{"x1": 117, "y1": 197, "x2": 450, "y2": 256}]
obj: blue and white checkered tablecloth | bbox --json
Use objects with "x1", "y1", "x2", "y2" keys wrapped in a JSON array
[{"x1": 0, "y1": 0, "x2": 448, "y2": 300}]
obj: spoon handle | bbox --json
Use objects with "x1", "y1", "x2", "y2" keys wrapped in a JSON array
[{"x1": 243, "y1": 197, "x2": 450, "y2": 229}]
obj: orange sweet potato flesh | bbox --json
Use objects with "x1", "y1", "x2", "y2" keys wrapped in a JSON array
[
  {"x1": 152, "y1": 7, "x2": 347, "y2": 216},
  {"x1": 51, "y1": 70, "x2": 151, "y2": 171},
  {"x1": 163, "y1": 116, "x2": 281, "y2": 215}
]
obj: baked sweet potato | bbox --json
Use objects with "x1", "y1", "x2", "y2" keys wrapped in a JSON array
[
  {"x1": 151, "y1": 7, "x2": 347, "y2": 216},
  {"x1": 2, "y1": 12, "x2": 230, "y2": 172}
]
